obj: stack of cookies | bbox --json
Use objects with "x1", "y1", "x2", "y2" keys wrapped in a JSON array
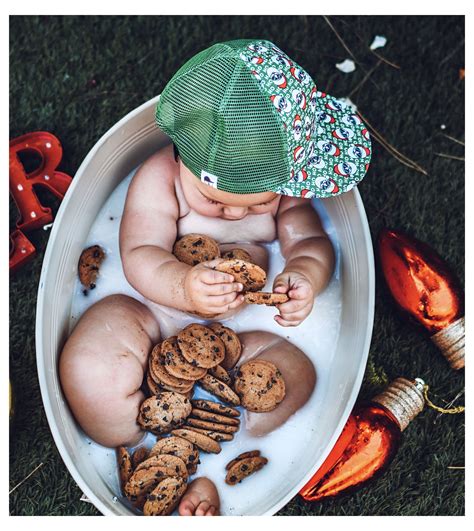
[
  {"x1": 118, "y1": 435, "x2": 198, "y2": 515},
  {"x1": 175, "y1": 399, "x2": 241, "y2": 448},
  {"x1": 145, "y1": 322, "x2": 243, "y2": 408}
]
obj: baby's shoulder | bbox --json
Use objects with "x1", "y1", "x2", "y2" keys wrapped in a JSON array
[
  {"x1": 131, "y1": 143, "x2": 178, "y2": 192},
  {"x1": 127, "y1": 145, "x2": 179, "y2": 208}
]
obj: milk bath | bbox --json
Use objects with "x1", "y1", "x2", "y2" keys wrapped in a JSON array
[{"x1": 69, "y1": 169, "x2": 342, "y2": 516}]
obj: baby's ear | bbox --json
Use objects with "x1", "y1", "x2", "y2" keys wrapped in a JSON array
[{"x1": 173, "y1": 142, "x2": 180, "y2": 162}]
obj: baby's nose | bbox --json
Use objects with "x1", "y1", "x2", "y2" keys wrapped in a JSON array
[{"x1": 223, "y1": 206, "x2": 248, "y2": 220}]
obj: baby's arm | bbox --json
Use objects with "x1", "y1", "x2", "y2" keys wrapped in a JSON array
[
  {"x1": 119, "y1": 150, "x2": 242, "y2": 314},
  {"x1": 273, "y1": 196, "x2": 335, "y2": 326}
]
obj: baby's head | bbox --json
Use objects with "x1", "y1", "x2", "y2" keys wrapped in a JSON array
[
  {"x1": 176, "y1": 147, "x2": 278, "y2": 220},
  {"x1": 157, "y1": 39, "x2": 372, "y2": 203}
]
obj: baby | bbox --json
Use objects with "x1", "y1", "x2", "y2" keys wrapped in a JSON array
[{"x1": 60, "y1": 38, "x2": 371, "y2": 516}]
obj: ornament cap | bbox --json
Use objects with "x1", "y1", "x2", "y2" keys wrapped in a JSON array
[
  {"x1": 372, "y1": 377, "x2": 425, "y2": 431},
  {"x1": 431, "y1": 316, "x2": 465, "y2": 370}
]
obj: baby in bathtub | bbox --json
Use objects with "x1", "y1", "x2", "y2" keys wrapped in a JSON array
[{"x1": 59, "y1": 39, "x2": 371, "y2": 516}]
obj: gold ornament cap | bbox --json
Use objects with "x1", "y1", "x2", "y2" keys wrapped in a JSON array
[
  {"x1": 431, "y1": 316, "x2": 465, "y2": 370},
  {"x1": 372, "y1": 377, "x2": 425, "y2": 431}
]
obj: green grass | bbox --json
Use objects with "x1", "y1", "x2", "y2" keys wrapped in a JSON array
[{"x1": 9, "y1": 15, "x2": 464, "y2": 516}]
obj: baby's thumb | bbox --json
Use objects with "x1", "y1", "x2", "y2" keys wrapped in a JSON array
[{"x1": 273, "y1": 274, "x2": 290, "y2": 293}]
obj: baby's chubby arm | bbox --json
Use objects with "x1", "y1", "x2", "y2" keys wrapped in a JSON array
[
  {"x1": 273, "y1": 196, "x2": 335, "y2": 326},
  {"x1": 119, "y1": 150, "x2": 244, "y2": 314}
]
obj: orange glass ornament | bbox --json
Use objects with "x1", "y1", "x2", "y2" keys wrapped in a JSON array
[
  {"x1": 300, "y1": 377, "x2": 425, "y2": 502},
  {"x1": 378, "y1": 229, "x2": 464, "y2": 369}
]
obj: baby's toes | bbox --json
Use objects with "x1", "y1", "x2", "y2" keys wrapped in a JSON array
[
  {"x1": 195, "y1": 501, "x2": 211, "y2": 516},
  {"x1": 206, "y1": 505, "x2": 218, "y2": 516},
  {"x1": 178, "y1": 496, "x2": 197, "y2": 516}
]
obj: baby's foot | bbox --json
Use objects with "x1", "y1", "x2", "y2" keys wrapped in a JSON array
[{"x1": 178, "y1": 477, "x2": 220, "y2": 516}]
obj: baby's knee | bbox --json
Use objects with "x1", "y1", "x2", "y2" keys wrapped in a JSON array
[
  {"x1": 237, "y1": 331, "x2": 316, "y2": 436},
  {"x1": 60, "y1": 294, "x2": 160, "y2": 447}
]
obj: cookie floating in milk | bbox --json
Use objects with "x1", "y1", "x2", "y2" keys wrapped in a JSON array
[{"x1": 78, "y1": 244, "x2": 106, "y2": 292}]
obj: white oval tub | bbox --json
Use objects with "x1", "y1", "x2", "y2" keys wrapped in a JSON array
[{"x1": 36, "y1": 95, "x2": 375, "y2": 516}]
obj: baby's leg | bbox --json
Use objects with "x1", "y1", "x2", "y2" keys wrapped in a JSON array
[
  {"x1": 178, "y1": 477, "x2": 220, "y2": 516},
  {"x1": 237, "y1": 331, "x2": 316, "y2": 437},
  {"x1": 59, "y1": 294, "x2": 160, "y2": 448}
]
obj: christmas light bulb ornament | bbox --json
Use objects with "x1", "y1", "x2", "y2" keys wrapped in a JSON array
[
  {"x1": 378, "y1": 228, "x2": 464, "y2": 370},
  {"x1": 300, "y1": 377, "x2": 425, "y2": 502}
]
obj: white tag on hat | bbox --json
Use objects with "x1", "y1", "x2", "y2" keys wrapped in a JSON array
[{"x1": 200, "y1": 169, "x2": 219, "y2": 189}]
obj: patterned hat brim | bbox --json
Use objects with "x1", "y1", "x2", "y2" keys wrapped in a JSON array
[{"x1": 271, "y1": 92, "x2": 372, "y2": 199}]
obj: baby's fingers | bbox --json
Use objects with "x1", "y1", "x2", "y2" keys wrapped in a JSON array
[
  {"x1": 277, "y1": 297, "x2": 308, "y2": 314},
  {"x1": 204, "y1": 281, "x2": 243, "y2": 296},
  {"x1": 200, "y1": 268, "x2": 234, "y2": 284}
]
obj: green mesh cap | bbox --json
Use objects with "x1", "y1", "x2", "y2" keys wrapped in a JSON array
[{"x1": 155, "y1": 39, "x2": 372, "y2": 199}]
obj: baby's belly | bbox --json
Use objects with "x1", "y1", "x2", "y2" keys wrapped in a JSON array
[{"x1": 177, "y1": 209, "x2": 277, "y2": 244}]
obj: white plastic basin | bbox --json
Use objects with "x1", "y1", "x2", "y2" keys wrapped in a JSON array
[{"x1": 36, "y1": 95, "x2": 375, "y2": 516}]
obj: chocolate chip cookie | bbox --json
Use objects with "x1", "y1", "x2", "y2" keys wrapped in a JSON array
[
  {"x1": 137, "y1": 392, "x2": 192, "y2": 434},
  {"x1": 150, "y1": 436, "x2": 200, "y2": 475},
  {"x1": 191, "y1": 399, "x2": 240, "y2": 418},
  {"x1": 184, "y1": 426, "x2": 234, "y2": 442},
  {"x1": 124, "y1": 466, "x2": 171, "y2": 508},
  {"x1": 190, "y1": 408, "x2": 240, "y2": 426},
  {"x1": 78, "y1": 244, "x2": 105, "y2": 290},
  {"x1": 143, "y1": 476, "x2": 187, "y2": 516},
  {"x1": 208, "y1": 323, "x2": 242, "y2": 370},
  {"x1": 221, "y1": 248, "x2": 252, "y2": 262},
  {"x1": 173, "y1": 234, "x2": 220, "y2": 266},
  {"x1": 117, "y1": 446, "x2": 133, "y2": 491},
  {"x1": 177, "y1": 324, "x2": 225, "y2": 369},
  {"x1": 161, "y1": 336, "x2": 207, "y2": 381},
  {"x1": 171, "y1": 428, "x2": 222, "y2": 454},
  {"x1": 185, "y1": 417, "x2": 239, "y2": 434},
  {"x1": 225, "y1": 450, "x2": 261, "y2": 471},
  {"x1": 233, "y1": 360, "x2": 286, "y2": 412},
  {"x1": 243, "y1": 292, "x2": 289, "y2": 305},
  {"x1": 131, "y1": 446, "x2": 150, "y2": 470},
  {"x1": 225, "y1": 456, "x2": 268, "y2": 485},
  {"x1": 208, "y1": 364, "x2": 232, "y2": 385},
  {"x1": 149, "y1": 343, "x2": 195, "y2": 392},
  {"x1": 134, "y1": 453, "x2": 188, "y2": 481},
  {"x1": 198, "y1": 373, "x2": 241, "y2": 406},
  {"x1": 214, "y1": 259, "x2": 266, "y2": 292}
]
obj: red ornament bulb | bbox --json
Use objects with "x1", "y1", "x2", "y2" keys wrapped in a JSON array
[
  {"x1": 300, "y1": 378, "x2": 425, "y2": 502},
  {"x1": 378, "y1": 229, "x2": 464, "y2": 369}
]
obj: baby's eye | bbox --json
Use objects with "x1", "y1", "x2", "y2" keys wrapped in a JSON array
[
  {"x1": 205, "y1": 197, "x2": 220, "y2": 205},
  {"x1": 255, "y1": 199, "x2": 274, "y2": 207}
]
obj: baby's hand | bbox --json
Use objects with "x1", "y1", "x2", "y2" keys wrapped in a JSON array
[
  {"x1": 184, "y1": 259, "x2": 245, "y2": 315},
  {"x1": 272, "y1": 271, "x2": 315, "y2": 327}
]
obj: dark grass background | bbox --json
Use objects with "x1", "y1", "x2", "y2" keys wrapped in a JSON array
[{"x1": 9, "y1": 15, "x2": 464, "y2": 516}]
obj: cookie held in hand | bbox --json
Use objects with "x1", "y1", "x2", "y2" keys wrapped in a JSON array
[
  {"x1": 214, "y1": 259, "x2": 266, "y2": 292},
  {"x1": 243, "y1": 292, "x2": 289, "y2": 306}
]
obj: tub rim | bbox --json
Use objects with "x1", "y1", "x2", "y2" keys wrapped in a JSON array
[{"x1": 35, "y1": 94, "x2": 375, "y2": 516}]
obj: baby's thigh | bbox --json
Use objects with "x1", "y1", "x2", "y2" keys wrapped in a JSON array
[
  {"x1": 59, "y1": 294, "x2": 160, "y2": 447},
  {"x1": 237, "y1": 331, "x2": 316, "y2": 437}
]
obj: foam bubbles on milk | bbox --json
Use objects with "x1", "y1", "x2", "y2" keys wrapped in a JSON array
[{"x1": 70, "y1": 169, "x2": 342, "y2": 515}]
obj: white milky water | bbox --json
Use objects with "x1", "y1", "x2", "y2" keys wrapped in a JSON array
[{"x1": 69, "y1": 169, "x2": 342, "y2": 515}]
